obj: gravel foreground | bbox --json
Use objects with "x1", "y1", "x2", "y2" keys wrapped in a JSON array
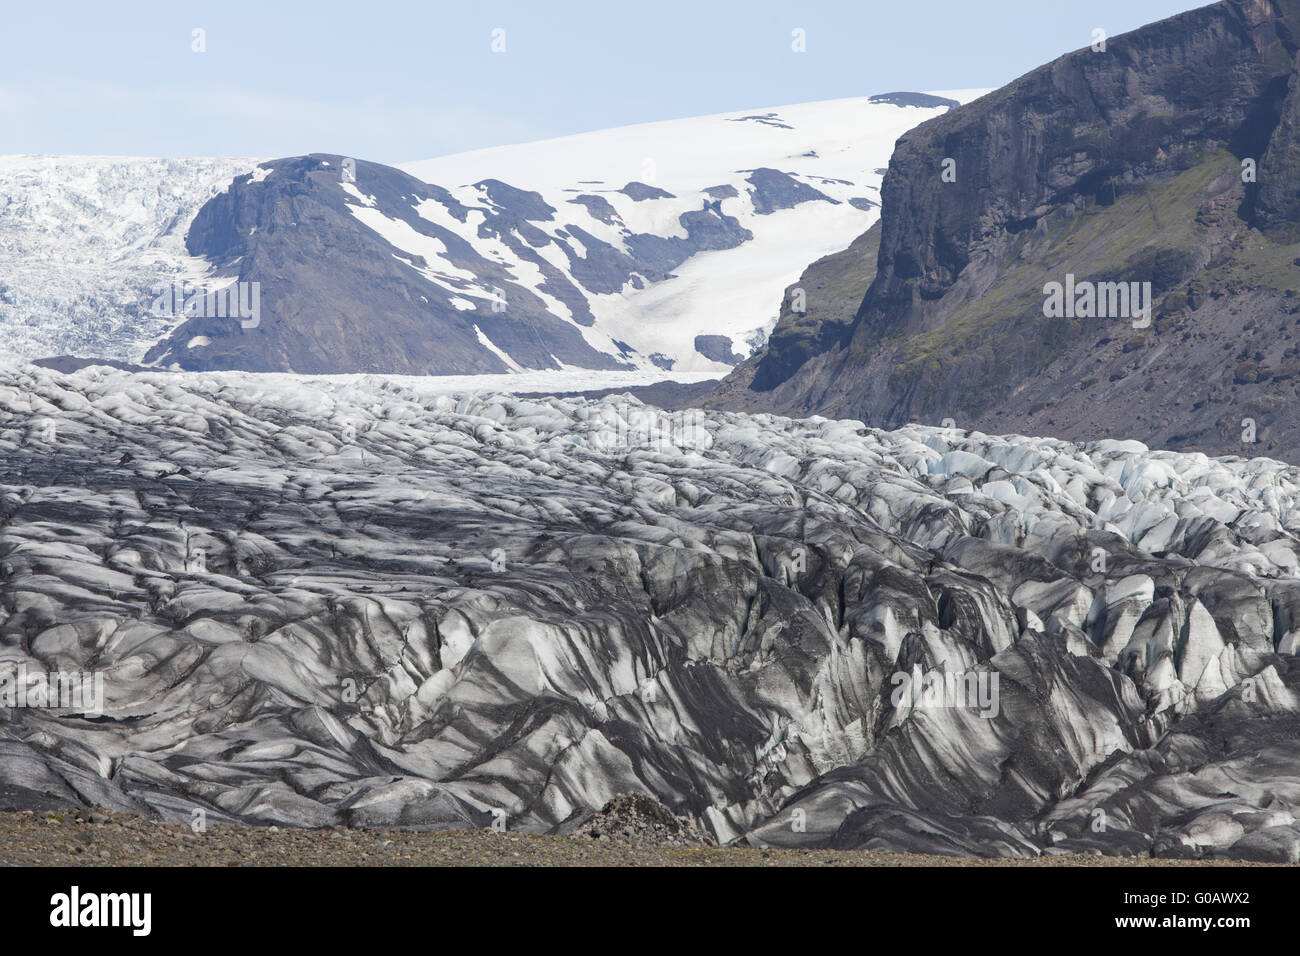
[{"x1": 0, "y1": 808, "x2": 1284, "y2": 867}]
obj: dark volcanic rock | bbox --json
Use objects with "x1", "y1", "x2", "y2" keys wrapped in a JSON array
[
  {"x1": 566, "y1": 792, "x2": 714, "y2": 847},
  {"x1": 142, "y1": 155, "x2": 758, "y2": 375},
  {"x1": 144, "y1": 156, "x2": 623, "y2": 375},
  {"x1": 566, "y1": 194, "x2": 621, "y2": 224},
  {"x1": 517, "y1": 378, "x2": 719, "y2": 409},
  {"x1": 744, "y1": 168, "x2": 838, "y2": 216},
  {"x1": 727, "y1": 113, "x2": 794, "y2": 130},
  {"x1": 712, "y1": 0, "x2": 1300, "y2": 463},
  {"x1": 31, "y1": 356, "x2": 156, "y2": 374},
  {"x1": 868, "y1": 92, "x2": 963, "y2": 110},
  {"x1": 620, "y1": 182, "x2": 676, "y2": 201},
  {"x1": 693, "y1": 334, "x2": 744, "y2": 365}
]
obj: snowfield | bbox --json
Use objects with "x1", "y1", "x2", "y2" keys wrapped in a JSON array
[
  {"x1": 399, "y1": 91, "x2": 988, "y2": 372},
  {"x1": 1, "y1": 364, "x2": 1298, "y2": 860},
  {"x1": 0, "y1": 92, "x2": 987, "y2": 376}
]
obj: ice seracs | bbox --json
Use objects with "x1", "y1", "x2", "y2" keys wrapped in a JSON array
[{"x1": 0, "y1": 364, "x2": 1296, "y2": 860}]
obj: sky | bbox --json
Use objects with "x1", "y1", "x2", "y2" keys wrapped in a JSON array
[{"x1": 0, "y1": 0, "x2": 1202, "y2": 164}]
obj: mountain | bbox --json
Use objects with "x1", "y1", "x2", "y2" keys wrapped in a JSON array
[
  {"x1": 711, "y1": 0, "x2": 1300, "y2": 463},
  {"x1": 0, "y1": 93, "x2": 981, "y2": 376},
  {"x1": 2, "y1": 362, "x2": 1297, "y2": 860}
]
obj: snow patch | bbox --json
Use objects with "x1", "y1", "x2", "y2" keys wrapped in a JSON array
[{"x1": 474, "y1": 325, "x2": 524, "y2": 372}]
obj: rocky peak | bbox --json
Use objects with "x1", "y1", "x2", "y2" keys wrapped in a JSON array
[{"x1": 717, "y1": 0, "x2": 1300, "y2": 463}]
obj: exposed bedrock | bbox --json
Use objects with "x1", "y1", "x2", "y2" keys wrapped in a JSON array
[{"x1": 716, "y1": 0, "x2": 1300, "y2": 464}]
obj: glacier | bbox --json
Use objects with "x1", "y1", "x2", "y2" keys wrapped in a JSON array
[
  {"x1": 0, "y1": 156, "x2": 259, "y2": 362},
  {"x1": 0, "y1": 363, "x2": 1297, "y2": 860}
]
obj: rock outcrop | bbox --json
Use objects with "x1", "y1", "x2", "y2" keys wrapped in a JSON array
[
  {"x1": 715, "y1": 0, "x2": 1300, "y2": 463},
  {"x1": 145, "y1": 157, "x2": 632, "y2": 375}
]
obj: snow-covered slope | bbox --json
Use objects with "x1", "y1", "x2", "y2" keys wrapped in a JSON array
[
  {"x1": 0, "y1": 92, "x2": 986, "y2": 375},
  {"x1": 397, "y1": 90, "x2": 984, "y2": 372},
  {"x1": 0, "y1": 156, "x2": 259, "y2": 361}
]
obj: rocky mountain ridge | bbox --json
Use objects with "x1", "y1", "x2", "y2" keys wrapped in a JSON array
[
  {"x1": 712, "y1": 0, "x2": 1300, "y2": 464},
  {"x1": 2, "y1": 94, "x2": 978, "y2": 377}
]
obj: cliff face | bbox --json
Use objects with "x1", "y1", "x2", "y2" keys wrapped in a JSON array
[
  {"x1": 718, "y1": 0, "x2": 1300, "y2": 462},
  {"x1": 871, "y1": 0, "x2": 1300, "y2": 306}
]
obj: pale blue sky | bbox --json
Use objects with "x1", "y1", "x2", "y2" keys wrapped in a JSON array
[{"x1": 0, "y1": 0, "x2": 1201, "y2": 163}]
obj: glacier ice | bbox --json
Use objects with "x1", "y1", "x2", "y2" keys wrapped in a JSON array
[{"x1": 0, "y1": 363, "x2": 1297, "y2": 859}]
